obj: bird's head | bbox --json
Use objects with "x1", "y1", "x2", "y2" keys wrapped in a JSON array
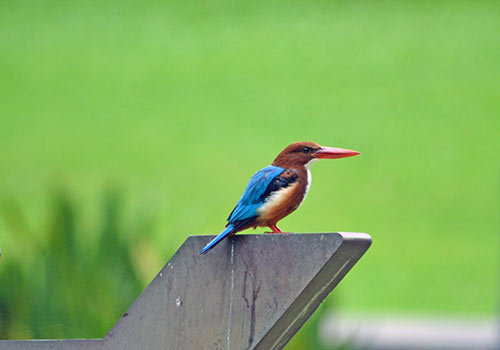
[{"x1": 272, "y1": 141, "x2": 360, "y2": 168}]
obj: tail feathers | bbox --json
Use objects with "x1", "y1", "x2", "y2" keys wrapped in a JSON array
[{"x1": 200, "y1": 225, "x2": 234, "y2": 255}]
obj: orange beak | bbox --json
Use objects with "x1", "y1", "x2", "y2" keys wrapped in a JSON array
[{"x1": 313, "y1": 146, "x2": 360, "y2": 159}]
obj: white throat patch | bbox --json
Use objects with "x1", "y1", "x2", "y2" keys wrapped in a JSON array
[
  {"x1": 302, "y1": 158, "x2": 320, "y2": 205},
  {"x1": 305, "y1": 158, "x2": 320, "y2": 169}
]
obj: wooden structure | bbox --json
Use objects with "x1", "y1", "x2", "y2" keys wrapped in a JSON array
[{"x1": 0, "y1": 232, "x2": 371, "y2": 350}]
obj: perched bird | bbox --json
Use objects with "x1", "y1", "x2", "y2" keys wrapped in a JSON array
[{"x1": 200, "y1": 141, "x2": 359, "y2": 254}]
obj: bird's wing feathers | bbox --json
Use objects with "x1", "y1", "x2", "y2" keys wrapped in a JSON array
[
  {"x1": 227, "y1": 165, "x2": 299, "y2": 224},
  {"x1": 227, "y1": 165, "x2": 285, "y2": 222},
  {"x1": 202, "y1": 165, "x2": 298, "y2": 255},
  {"x1": 259, "y1": 168, "x2": 299, "y2": 201}
]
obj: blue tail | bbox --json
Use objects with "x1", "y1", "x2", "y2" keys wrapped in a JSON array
[{"x1": 201, "y1": 225, "x2": 234, "y2": 255}]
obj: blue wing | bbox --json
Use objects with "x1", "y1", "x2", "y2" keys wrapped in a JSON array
[
  {"x1": 200, "y1": 165, "x2": 285, "y2": 255},
  {"x1": 227, "y1": 165, "x2": 285, "y2": 223}
]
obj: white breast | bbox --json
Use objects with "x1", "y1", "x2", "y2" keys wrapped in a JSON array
[{"x1": 257, "y1": 183, "x2": 297, "y2": 217}]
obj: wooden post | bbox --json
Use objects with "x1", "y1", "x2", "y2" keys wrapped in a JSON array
[{"x1": 0, "y1": 232, "x2": 371, "y2": 350}]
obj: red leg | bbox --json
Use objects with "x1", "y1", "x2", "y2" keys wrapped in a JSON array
[{"x1": 269, "y1": 224, "x2": 283, "y2": 233}]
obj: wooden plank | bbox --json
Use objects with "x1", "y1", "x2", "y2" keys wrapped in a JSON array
[
  {"x1": 0, "y1": 340, "x2": 103, "y2": 350},
  {"x1": 0, "y1": 232, "x2": 371, "y2": 350}
]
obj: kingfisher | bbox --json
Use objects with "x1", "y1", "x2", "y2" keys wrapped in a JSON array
[{"x1": 200, "y1": 141, "x2": 359, "y2": 254}]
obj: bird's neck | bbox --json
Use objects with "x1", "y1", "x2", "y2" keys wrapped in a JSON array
[
  {"x1": 271, "y1": 161, "x2": 311, "y2": 197},
  {"x1": 272, "y1": 158, "x2": 307, "y2": 169},
  {"x1": 303, "y1": 160, "x2": 315, "y2": 201}
]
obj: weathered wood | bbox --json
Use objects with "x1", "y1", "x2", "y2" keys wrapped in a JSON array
[
  {"x1": 0, "y1": 232, "x2": 371, "y2": 350},
  {"x1": 0, "y1": 340, "x2": 103, "y2": 350}
]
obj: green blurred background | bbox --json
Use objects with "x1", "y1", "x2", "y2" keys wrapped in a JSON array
[{"x1": 1, "y1": 0, "x2": 499, "y2": 347}]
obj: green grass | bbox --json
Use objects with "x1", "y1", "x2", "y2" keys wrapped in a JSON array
[{"x1": 1, "y1": 0, "x2": 499, "y2": 341}]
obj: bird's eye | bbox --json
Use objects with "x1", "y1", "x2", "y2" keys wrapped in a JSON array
[{"x1": 302, "y1": 147, "x2": 312, "y2": 154}]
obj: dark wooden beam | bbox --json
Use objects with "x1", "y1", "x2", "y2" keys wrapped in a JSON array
[{"x1": 1, "y1": 232, "x2": 371, "y2": 350}]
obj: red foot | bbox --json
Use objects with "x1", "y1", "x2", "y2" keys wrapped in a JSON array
[{"x1": 269, "y1": 224, "x2": 283, "y2": 233}]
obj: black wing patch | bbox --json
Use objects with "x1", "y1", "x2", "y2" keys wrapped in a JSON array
[
  {"x1": 226, "y1": 215, "x2": 259, "y2": 233},
  {"x1": 259, "y1": 169, "x2": 299, "y2": 202}
]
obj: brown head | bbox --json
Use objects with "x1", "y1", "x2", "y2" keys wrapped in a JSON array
[{"x1": 272, "y1": 141, "x2": 359, "y2": 168}]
